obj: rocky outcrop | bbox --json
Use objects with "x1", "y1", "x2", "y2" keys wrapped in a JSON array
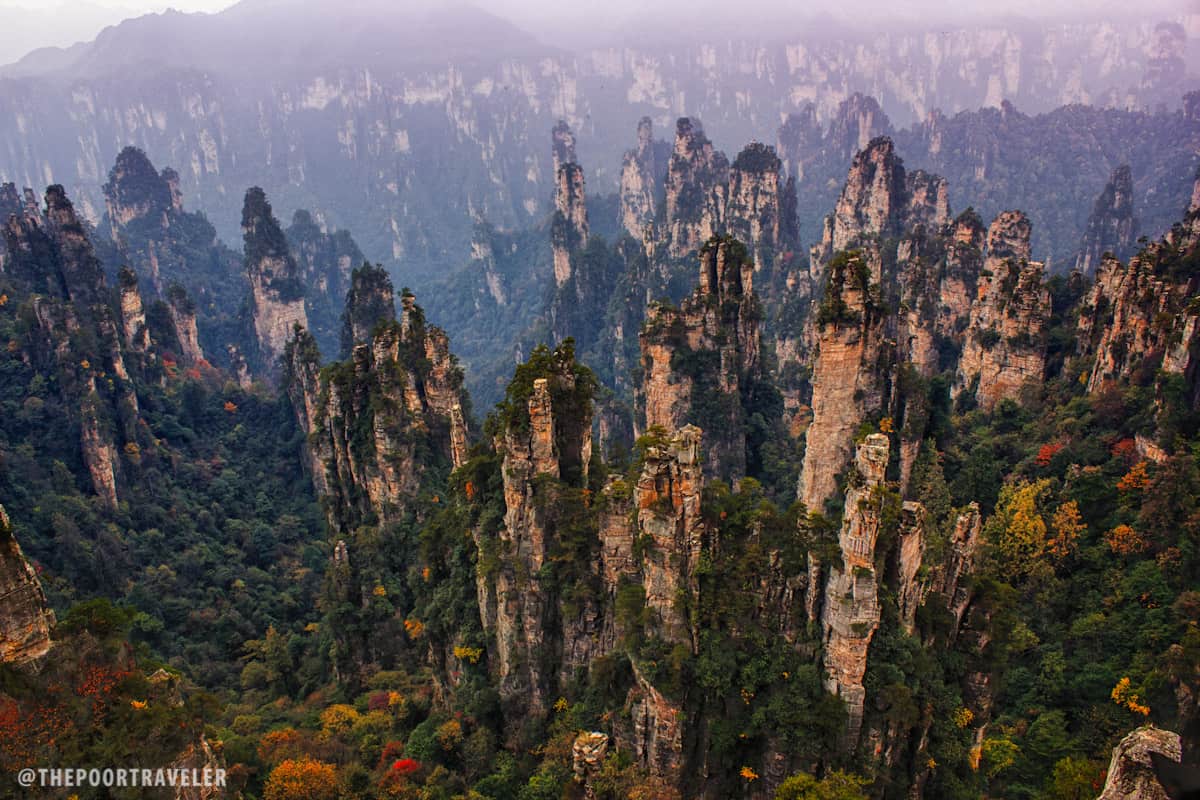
[
  {"x1": 955, "y1": 211, "x2": 1050, "y2": 411},
  {"x1": 630, "y1": 425, "x2": 705, "y2": 650},
  {"x1": 820, "y1": 434, "x2": 890, "y2": 749},
  {"x1": 726, "y1": 142, "x2": 798, "y2": 277},
  {"x1": 637, "y1": 237, "x2": 760, "y2": 481},
  {"x1": 619, "y1": 117, "x2": 667, "y2": 244},
  {"x1": 1079, "y1": 208, "x2": 1200, "y2": 399},
  {"x1": 103, "y1": 146, "x2": 219, "y2": 298},
  {"x1": 166, "y1": 284, "x2": 204, "y2": 365},
  {"x1": 597, "y1": 425, "x2": 702, "y2": 781},
  {"x1": 1076, "y1": 165, "x2": 1137, "y2": 276},
  {"x1": 286, "y1": 208, "x2": 366, "y2": 356},
  {"x1": 664, "y1": 118, "x2": 729, "y2": 259},
  {"x1": 798, "y1": 249, "x2": 887, "y2": 512},
  {"x1": 104, "y1": 147, "x2": 174, "y2": 240},
  {"x1": 340, "y1": 263, "x2": 396, "y2": 355},
  {"x1": 894, "y1": 501, "x2": 927, "y2": 635},
  {"x1": 118, "y1": 267, "x2": 151, "y2": 352},
  {"x1": 550, "y1": 122, "x2": 589, "y2": 288},
  {"x1": 0, "y1": 505, "x2": 55, "y2": 666},
  {"x1": 572, "y1": 731, "x2": 610, "y2": 800},
  {"x1": 1096, "y1": 726, "x2": 1182, "y2": 800},
  {"x1": 243, "y1": 187, "x2": 308, "y2": 373},
  {"x1": 5, "y1": 186, "x2": 139, "y2": 508},
  {"x1": 167, "y1": 734, "x2": 229, "y2": 800},
  {"x1": 475, "y1": 345, "x2": 596, "y2": 729},
  {"x1": 287, "y1": 282, "x2": 468, "y2": 531}
]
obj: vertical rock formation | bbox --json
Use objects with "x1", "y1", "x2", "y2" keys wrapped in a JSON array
[
  {"x1": 631, "y1": 425, "x2": 705, "y2": 651},
  {"x1": 551, "y1": 119, "x2": 577, "y2": 174},
  {"x1": 572, "y1": 731, "x2": 610, "y2": 800},
  {"x1": 286, "y1": 209, "x2": 367, "y2": 355},
  {"x1": 798, "y1": 249, "x2": 887, "y2": 512},
  {"x1": 5, "y1": 186, "x2": 139, "y2": 508},
  {"x1": 288, "y1": 284, "x2": 468, "y2": 531},
  {"x1": 1096, "y1": 726, "x2": 1182, "y2": 800},
  {"x1": 550, "y1": 122, "x2": 589, "y2": 288},
  {"x1": 103, "y1": 146, "x2": 215, "y2": 297},
  {"x1": 619, "y1": 117, "x2": 666, "y2": 244},
  {"x1": 776, "y1": 105, "x2": 824, "y2": 183},
  {"x1": 955, "y1": 211, "x2": 1050, "y2": 411},
  {"x1": 0, "y1": 182, "x2": 23, "y2": 271},
  {"x1": 118, "y1": 267, "x2": 151, "y2": 352},
  {"x1": 1076, "y1": 165, "x2": 1137, "y2": 276},
  {"x1": 474, "y1": 346, "x2": 596, "y2": 729},
  {"x1": 166, "y1": 284, "x2": 204, "y2": 365},
  {"x1": 104, "y1": 146, "x2": 174, "y2": 239},
  {"x1": 0, "y1": 505, "x2": 56, "y2": 666},
  {"x1": 725, "y1": 143, "x2": 798, "y2": 276},
  {"x1": 243, "y1": 187, "x2": 308, "y2": 373},
  {"x1": 340, "y1": 263, "x2": 396, "y2": 355},
  {"x1": 596, "y1": 425, "x2": 704, "y2": 780},
  {"x1": 820, "y1": 434, "x2": 890, "y2": 749},
  {"x1": 1079, "y1": 203, "x2": 1200, "y2": 397},
  {"x1": 893, "y1": 501, "x2": 927, "y2": 635},
  {"x1": 664, "y1": 118, "x2": 729, "y2": 259},
  {"x1": 637, "y1": 237, "x2": 760, "y2": 481}
]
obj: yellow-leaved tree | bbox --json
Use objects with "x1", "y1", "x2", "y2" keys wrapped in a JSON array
[{"x1": 985, "y1": 479, "x2": 1052, "y2": 581}]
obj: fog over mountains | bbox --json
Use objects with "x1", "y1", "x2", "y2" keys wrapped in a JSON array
[{"x1": 0, "y1": 0, "x2": 1195, "y2": 287}]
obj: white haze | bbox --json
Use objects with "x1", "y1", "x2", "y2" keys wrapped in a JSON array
[{"x1": 1, "y1": 0, "x2": 1193, "y2": 64}]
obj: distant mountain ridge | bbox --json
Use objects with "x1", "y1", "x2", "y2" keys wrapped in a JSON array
[{"x1": 0, "y1": 3, "x2": 1194, "y2": 285}]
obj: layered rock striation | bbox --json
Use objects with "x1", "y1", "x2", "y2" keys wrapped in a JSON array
[{"x1": 0, "y1": 505, "x2": 55, "y2": 666}]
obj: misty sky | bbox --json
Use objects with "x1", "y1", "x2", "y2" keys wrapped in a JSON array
[{"x1": 0, "y1": 0, "x2": 1192, "y2": 66}]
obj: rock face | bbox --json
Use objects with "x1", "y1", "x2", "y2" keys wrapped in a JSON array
[
  {"x1": 340, "y1": 263, "x2": 396, "y2": 355},
  {"x1": 104, "y1": 146, "x2": 175, "y2": 239},
  {"x1": 166, "y1": 284, "x2": 204, "y2": 364},
  {"x1": 103, "y1": 146, "x2": 231, "y2": 303},
  {"x1": 637, "y1": 237, "x2": 760, "y2": 481},
  {"x1": 726, "y1": 142, "x2": 799, "y2": 277},
  {"x1": 1079, "y1": 207, "x2": 1200, "y2": 399},
  {"x1": 820, "y1": 434, "x2": 889, "y2": 749},
  {"x1": 288, "y1": 283, "x2": 468, "y2": 531},
  {"x1": 599, "y1": 425, "x2": 703, "y2": 779},
  {"x1": 286, "y1": 209, "x2": 367, "y2": 356},
  {"x1": 1076, "y1": 164, "x2": 1138, "y2": 276},
  {"x1": 0, "y1": 505, "x2": 55, "y2": 666},
  {"x1": 475, "y1": 348, "x2": 596, "y2": 728},
  {"x1": 550, "y1": 122, "x2": 589, "y2": 288},
  {"x1": 619, "y1": 117, "x2": 667, "y2": 244},
  {"x1": 1096, "y1": 726, "x2": 1182, "y2": 800},
  {"x1": 243, "y1": 187, "x2": 308, "y2": 373},
  {"x1": 4, "y1": 186, "x2": 140, "y2": 508},
  {"x1": 118, "y1": 267, "x2": 151, "y2": 352},
  {"x1": 955, "y1": 210, "x2": 1050, "y2": 411},
  {"x1": 572, "y1": 731, "x2": 610, "y2": 799},
  {"x1": 664, "y1": 118, "x2": 729, "y2": 259}
]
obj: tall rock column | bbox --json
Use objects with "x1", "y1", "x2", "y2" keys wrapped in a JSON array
[
  {"x1": 637, "y1": 237, "x2": 760, "y2": 481},
  {"x1": 619, "y1": 117, "x2": 664, "y2": 244},
  {"x1": 955, "y1": 211, "x2": 1050, "y2": 411},
  {"x1": 166, "y1": 285, "x2": 204, "y2": 365},
  {"x1": 798, "y1": 250, "x2": 887, "y2": 513},
  {"x1": 550, "y1": 122, "x2": 589, "y2": 288},
  {"x1": 1076, "y1": 164, "x2": 1137, "y2": 276},
  {"x1": 664, "y1": 118, "x2": 729, "y2": 258},
  {"x1": 243, "y1": 187, "x2": 308, "y2": 374},
  {"x1": 820, "y1": 434, "x2": 890, "y2": 750},
  {"x1": 726, "y1": 143, "x2": 798, "y2": 278},
  {"x1": 0, "y1": 505, "x2": 55, "y2": 666},
  {"x1": 476, "y1": 348, "x2": 597, "y2": 733}
]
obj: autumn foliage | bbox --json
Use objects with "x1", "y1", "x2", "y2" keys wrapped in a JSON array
[{"x1": 263, "y1": 757, "x2": 339, "y2": 800}]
